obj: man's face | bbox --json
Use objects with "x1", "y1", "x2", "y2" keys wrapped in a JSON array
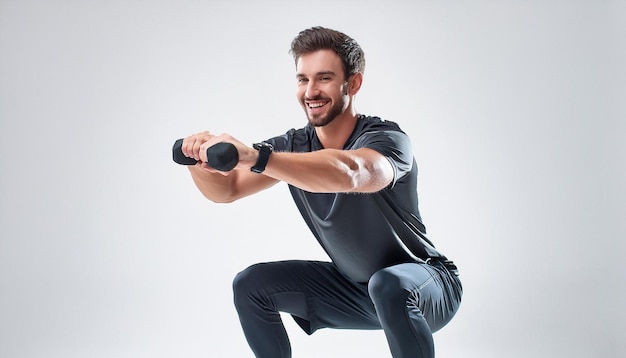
[{"x1": 296, "y1": 49, "x2": 350, "y2": 127}]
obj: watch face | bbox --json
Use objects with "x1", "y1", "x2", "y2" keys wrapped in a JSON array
[{"x1": 253, "y1": 142, "x2": 274, "y2": 151}]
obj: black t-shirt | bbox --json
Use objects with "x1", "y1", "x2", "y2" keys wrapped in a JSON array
[{"x1": 265, "y1": 115, "x2": 446, "y2": 283}]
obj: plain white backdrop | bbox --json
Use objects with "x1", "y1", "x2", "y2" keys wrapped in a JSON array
[{"x1": 1, "y1": 1, "x2": 624, "y2": 357}]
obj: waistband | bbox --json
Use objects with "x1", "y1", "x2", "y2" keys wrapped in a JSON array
[{"x1": 426, "y1": 258, "x2": 460, "y2": 276}]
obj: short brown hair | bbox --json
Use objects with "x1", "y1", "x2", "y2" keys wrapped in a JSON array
[{"x1": 290, "y1": 27, "x2": 365, "y2": 79}]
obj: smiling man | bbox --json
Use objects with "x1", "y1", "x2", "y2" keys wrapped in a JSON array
[
  {"x1": 180, "y1": 27, "x2": 462, "y2": 358},
  {"x1": 297, "y1": 49, "x2": 353, "y2": 127}
]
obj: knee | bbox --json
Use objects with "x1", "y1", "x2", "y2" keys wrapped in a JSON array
[
  {"x1": 368, "y1": 268, "x2": 406, "y2": 304},
  {"x1": 233, "y1": 264, "x2": 259, "y2": 296},
  {"x1": 232, "y1": 263, "x2": 272, "y2": 306}
]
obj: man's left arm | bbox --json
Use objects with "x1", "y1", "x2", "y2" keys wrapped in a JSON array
[{"x1": 261, "y1": 148, "x2": 394, "y2": 194}]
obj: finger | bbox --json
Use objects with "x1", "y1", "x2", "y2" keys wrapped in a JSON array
[
  {"x1": 189, "y1": 133, "x2": 205, "y2": 161},
  {"x1": 182, "y1": 131, "x2": 210, "y2": 159},
  {"x1": 186, "y1": 137, "x2": 199, "y2": 160},
  {"x1": 199, "y1": 141, "x2": 210, "y2": 163},
  {"x1": 197, "y1": 131, "x2": 215, "y2": 161},
  {"x1": 181, "y1": 136, "x2": 192, "y2": 158},
  {"x1": 194, "y1": 137, "x2": 207, "y2": 161}
]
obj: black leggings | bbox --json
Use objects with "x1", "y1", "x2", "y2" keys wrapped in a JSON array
[{"x1": 232, "y1": 260, "x2": 462, "y2": 358}]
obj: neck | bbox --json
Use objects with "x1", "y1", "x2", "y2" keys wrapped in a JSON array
[{"x1": 315, "y1": 108, "x2": 358, "y2": 149}]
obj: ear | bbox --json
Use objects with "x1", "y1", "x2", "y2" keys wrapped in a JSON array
[{"x1": 347, "y1": 72, "x2": 363, "y2": 96}]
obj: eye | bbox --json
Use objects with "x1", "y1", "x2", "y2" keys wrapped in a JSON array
[{"x1": 297, "y1": 77, "x2": 309, "y2": 84}]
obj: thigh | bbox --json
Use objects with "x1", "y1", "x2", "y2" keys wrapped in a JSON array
[
  {"x1": 235, "y1": 260, "x2": 382, "y2": 334},
  {"x1": 370, "y1": 261, "x2": 463, "y2": 333}
]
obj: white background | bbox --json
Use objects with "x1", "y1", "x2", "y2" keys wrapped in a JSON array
[{"x1": 1, "y1": 1, "x2": 624, "y2": 357}]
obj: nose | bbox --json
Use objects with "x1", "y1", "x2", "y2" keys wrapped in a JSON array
[{"x1": 305, "y1": 80, "x2": 320, "y2": 99}]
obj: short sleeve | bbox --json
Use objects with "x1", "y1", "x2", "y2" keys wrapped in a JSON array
[
  {"x1": 263, "y1": 127, "x2": 313, "y2": 153},
  {"x1": 352, "y1": 130, "x2": 414, "y2": 187}
]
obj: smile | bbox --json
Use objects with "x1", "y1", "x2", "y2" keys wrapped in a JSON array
[{"x1": 306, "y1": 100, "x2": 330, "y2": 109}]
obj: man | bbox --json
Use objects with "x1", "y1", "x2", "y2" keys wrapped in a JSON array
[{"x1": 180, "y1": 27, "x2": 462, "y2": 358}]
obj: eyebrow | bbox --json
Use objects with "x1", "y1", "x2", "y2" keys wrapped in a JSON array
[{"x1": 296, "y1": 71, "x2": 337, "y2": 78}]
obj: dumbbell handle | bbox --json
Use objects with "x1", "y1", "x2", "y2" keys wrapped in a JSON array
[{"x1": 172, "y1": 139, "x2": 239, "y2": 172}]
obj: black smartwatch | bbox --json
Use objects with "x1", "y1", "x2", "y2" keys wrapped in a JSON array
[{"x1": 251, "y1": 142, "x2": 273, "y2": 173}]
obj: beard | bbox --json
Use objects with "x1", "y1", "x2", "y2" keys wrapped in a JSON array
[{"x1": 305, "y1": 94, "x2": 348, "y2": 127}]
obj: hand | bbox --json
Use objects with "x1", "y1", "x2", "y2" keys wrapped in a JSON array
[
  {"x1": 183, "y1": 132, "x2": 255, "y2": 174},
  {"x1": 181, "y1": 131, "x2": 215, "y2": 162},
  {"x1": 199, "y1": 133, "x2": 253, "y2": 169}
]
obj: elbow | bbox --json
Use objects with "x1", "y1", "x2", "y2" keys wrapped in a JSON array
[
  {"x1": 207, "y1": 196, "x2": 236, "y2": 204},
  {"x1": 189, "y1": 166, "x2": 240, "y2": 203},
  {"x1": 344, "y1": 170, "x2": 375, "y2": 193},
  {"x1": 338, "y1": 158, "x2": 373, "y2": 193},
  {"x1": 201, "y1": 189, "x2": 239, "y2": 204},
  {"x1": 340, "y1": 156, "x2": 392, "y2": 194}
]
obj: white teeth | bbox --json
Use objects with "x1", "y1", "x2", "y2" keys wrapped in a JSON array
[{"x1": 308, "y1": 102, "x2": 326, "y2": 108}]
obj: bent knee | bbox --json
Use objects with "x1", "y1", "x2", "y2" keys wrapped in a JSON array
[
  {"x1": 233, "y1": 263, "x2": 263, "y2": 293},
  {"x1": 368, "y1": 268, "x2": 406, "y2": 301},
  {"x1": 233, "y1": 262, "x2": 282, "y2": 299}
]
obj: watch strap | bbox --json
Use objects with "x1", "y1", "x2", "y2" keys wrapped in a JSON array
[{"x1": 251, "y1": 142, "x2": 273, "y2": 173}]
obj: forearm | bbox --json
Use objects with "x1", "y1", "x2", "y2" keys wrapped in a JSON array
[
  {"x1": 188, "y1": 165, "x2": 238, "y2": 203},
  {"x1": 188, "y1": 161, "x2": 279, "y2": 203},
  {"x1": 262, "y1": 148, "x2": 393, "y2": 193}
]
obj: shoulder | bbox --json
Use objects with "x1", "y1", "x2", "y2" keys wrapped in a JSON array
[
  {"x1": 349, "y1": 114, "x2": 410, "y2": 149},
  {"x1": 264, "y1": 125, "x2": 315, "y2": 152},
  {"x1": 356, "y1": 114, "x2": 405, "y2": 134}
]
